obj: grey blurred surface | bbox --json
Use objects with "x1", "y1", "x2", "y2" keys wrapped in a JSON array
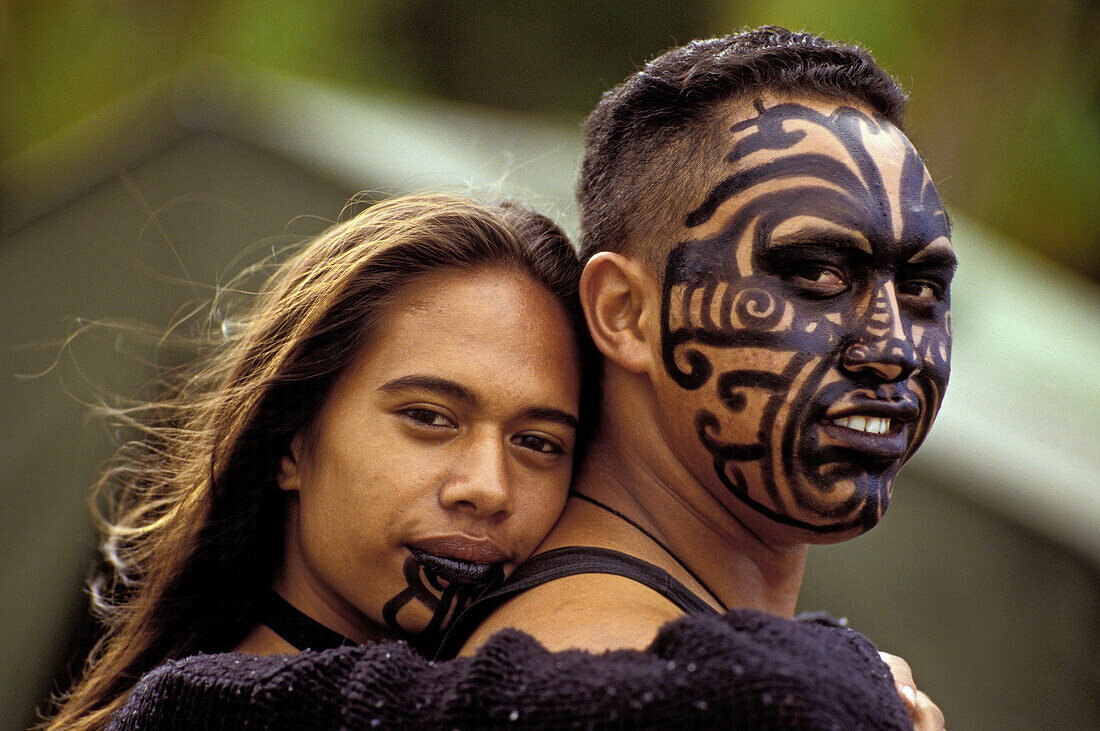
[{"x1": 2, "y1": 65, "x2": 1097, "y2": 730}]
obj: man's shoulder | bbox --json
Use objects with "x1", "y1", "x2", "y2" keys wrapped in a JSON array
[{"x1": 459, "y1": 571, "x2": 684, "y2": 655}]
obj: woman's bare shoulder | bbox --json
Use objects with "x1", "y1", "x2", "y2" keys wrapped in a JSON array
[{"x1": 458, "y1": 572, "x2": 684, "y2": 656}]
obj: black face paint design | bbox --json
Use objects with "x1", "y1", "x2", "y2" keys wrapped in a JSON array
[
  {"x1": 661, "y1": 98, "x2": 955, "y2": 535},
  {"x1": 381, "y1": 548, "x2": 504, "y2": 652}
]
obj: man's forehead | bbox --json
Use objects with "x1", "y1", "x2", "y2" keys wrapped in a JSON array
[
  {"x1": 731, "y1": 98, "x2": 908, "y2": 165},
  {"x1": 678, "y1": 93, "x2": 949, "y2": 249}
]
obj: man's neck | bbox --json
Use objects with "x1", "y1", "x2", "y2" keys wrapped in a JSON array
[{"x1": 547, "y1": 421, "x2": 808, "y2": 618}]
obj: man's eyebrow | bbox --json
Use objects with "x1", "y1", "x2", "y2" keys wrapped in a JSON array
[
  {"x1": 907, "y1": 239, "x2": 958, "y2": 271},
  {"x1": 523, "y1": 407, "x2": 579, "y2": 431},
  {"x1": 378, "y1": 375, "x2": 477, "y2": 405},
  {"x1": 767, "y1": 225, "x2": 873, "y2": 254}
]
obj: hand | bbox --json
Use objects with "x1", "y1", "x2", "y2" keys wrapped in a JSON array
[{"x1": 879, "y1": 651, "x2": 946, "y2": 730}]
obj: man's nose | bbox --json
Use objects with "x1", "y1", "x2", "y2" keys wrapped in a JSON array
[
  {"x1": 438, "y1": 437, "x2": 513, "y2": 519},
  {"x1": 841, "y1": 282, "x2": 921, "y2": 383}
]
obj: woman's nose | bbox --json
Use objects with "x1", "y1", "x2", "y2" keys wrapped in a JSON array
[{"x1": 438, "y1": 438, "x2": 513, "y2": 518}]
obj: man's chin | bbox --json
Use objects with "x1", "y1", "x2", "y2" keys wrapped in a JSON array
[
  {"x1": 795, "y1": 481, "x2": 891, "y2": 542},
  {"x1": 732, "y1": 480, "x2": 891, "y2": 544}
]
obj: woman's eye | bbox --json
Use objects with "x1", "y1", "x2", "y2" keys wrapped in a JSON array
[
  {"x1": 401, "y1": 408, "x2": 454, "y2": 428},
  {"x1": 512, "y1": 434, "x2": 564, "y2": 455}
]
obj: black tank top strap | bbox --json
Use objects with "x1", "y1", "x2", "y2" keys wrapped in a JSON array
[
  {"x1": 261, "y1": 588, "x2": 355, "y2": 652},
  {"x1": 435, "y1": 545, "x2": 717, "y2": 660}
]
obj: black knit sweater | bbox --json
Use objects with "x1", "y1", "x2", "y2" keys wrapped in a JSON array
[{"x1": 107, "y1": 609, "x2": 911, "y2": 730}]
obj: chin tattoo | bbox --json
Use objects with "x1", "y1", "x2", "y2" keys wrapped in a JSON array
[
  {"x1": 382, "y1": 550, "x2": 505, "y2": 653},
  {"x1": 661, "y1": 98, "x2": 954, "y2": 535}
]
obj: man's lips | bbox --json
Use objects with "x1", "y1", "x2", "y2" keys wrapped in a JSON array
[
  {"x1": 823, "y1": 398, "x2": 919, "y2": 424},
  {"x1": 818, "y1": 420, "x2": 908, "y2": 459},
  {"x1": 816, "y1": 398, "x2": 919, "y2": 460}
]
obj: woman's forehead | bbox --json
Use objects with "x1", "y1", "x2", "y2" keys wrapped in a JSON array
[{"x1": 329, "y1": 268, "x2": 581, "y2": 414}]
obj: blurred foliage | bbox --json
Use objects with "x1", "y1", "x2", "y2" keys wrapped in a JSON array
[
  {"x1": 1, "y1": 0, "x2": 1097, "y2": 279},
  {"x1": 0, "y1": 0, "x2": 709, "y2": 147}
]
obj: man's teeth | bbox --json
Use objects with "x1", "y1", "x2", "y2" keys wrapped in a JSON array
[{"x1": 832, "y1": 416, "x2": 892, "y2": 434}]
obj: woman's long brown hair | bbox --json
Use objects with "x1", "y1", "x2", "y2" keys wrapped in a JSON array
[{"x1": 44, "y1": 193, "x2": 597, "y2": 731}]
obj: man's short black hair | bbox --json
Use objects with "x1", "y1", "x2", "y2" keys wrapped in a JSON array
[{"x1": 578, "y1": 26, "x2": 909, "y2": 265}]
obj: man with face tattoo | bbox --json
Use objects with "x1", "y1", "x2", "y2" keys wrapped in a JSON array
[{"x1": 443, "y1": 25, "x2": 954, "y2": 728}]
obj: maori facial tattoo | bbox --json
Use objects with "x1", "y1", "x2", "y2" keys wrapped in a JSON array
[
  {"x1": 382, "y1": 549, "x2": 504, "y2": 652},
  {"x1": 661, "y1": 97, "x2": 956, "y2": 535}
]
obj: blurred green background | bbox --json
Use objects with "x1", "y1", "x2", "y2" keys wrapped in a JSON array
[
  {"x1": 3, "y1": 0, "x2": 1099, "y2": 280},
  {"x1": 2, "y1": 2, "x2": 1099, "y2": 730}
]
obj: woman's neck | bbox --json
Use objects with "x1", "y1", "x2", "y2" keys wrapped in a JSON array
[{"x1": 234, "y1": 622, "x2": 301, "y2": 655}]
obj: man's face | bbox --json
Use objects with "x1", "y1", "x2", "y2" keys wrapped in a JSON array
[{"x1": 655, "y1": 95, "x2": 956, "y2": 539}]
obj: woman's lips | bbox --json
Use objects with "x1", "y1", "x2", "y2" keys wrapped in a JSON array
[
  {"x1": 412, "y1": 535, "x2": 509, "y2": 563},
  {"x1": 408, "y1": 536, "x2": 509, "y2": 586}
]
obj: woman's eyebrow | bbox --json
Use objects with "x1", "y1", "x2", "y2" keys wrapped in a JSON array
[
  {"x1": 379, "y1": 377, "x2": 578, "y2": 429},
  {"x1": 523, "y1": 407, "x2": 579, "y2": 431},
  {"x1": 378, "y1": 375, "x2": 477, "y2": 405}
]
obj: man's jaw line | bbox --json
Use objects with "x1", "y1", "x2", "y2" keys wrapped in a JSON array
[{"x1": 573, "y1": 430, "x2": 811, "y2": 602}]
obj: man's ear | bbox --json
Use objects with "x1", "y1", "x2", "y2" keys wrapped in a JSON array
[
  {"x1": 579, "y1": 251, "x2": 660, "y2": 374},
  {"x1": 276, "y1": 434, "x2": 305, "y2": 492}
]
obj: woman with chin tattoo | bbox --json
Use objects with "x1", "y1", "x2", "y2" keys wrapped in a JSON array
[
  {"x1": 46, "y1": 194, "x2": 921, "y2": 731},
  {"x1": 44, "y1": 193, "x2": 599, "y2": 731}
]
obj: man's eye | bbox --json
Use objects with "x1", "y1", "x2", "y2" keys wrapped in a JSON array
[
  {"x1": 401, "y1": 408, "x2": 454, "y2": 428},
  {"x1": 512, "y1": 434, "x2": 563, "y2": 455},
  {"x1": 899, "y1": 280, "x2": 941, "y2": 301},
  {"x1": 791, "y1": 265, "x2": 846, "y2": 289}
]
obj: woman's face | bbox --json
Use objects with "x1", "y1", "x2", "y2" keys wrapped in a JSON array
[{"x1": 277, "y1": 266, "x2": 581, "y2": 648}]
